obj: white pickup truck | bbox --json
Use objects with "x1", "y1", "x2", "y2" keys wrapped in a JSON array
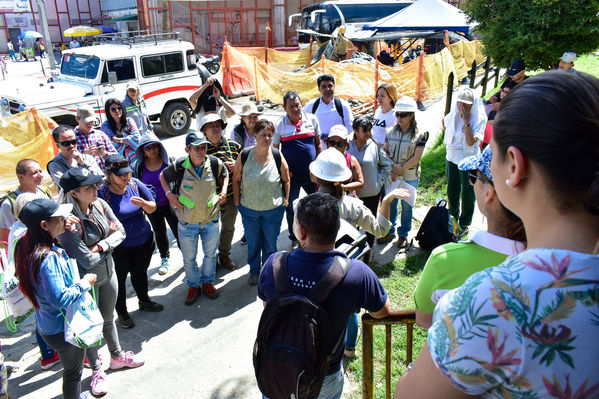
[{"x1": 1, "y1": 34, "x2": 202, "y2": 136}]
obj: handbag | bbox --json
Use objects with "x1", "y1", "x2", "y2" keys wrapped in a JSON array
[
  {"x1": 0, "y1": 246, "x2": 34, "y2": 332},
  {"x1": 59, "y1": 258, "x2": 103, "y2": 349}
]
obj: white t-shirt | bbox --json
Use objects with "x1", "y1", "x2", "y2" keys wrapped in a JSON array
[
  {"x1": 303, "y1": 97, "x2": 353, "y2": 136},
  {"x1": 372, "y1": 108, "x2": 395, "y2": 146}
]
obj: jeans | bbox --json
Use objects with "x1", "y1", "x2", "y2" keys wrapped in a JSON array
[
  {"x1": 113, "y1": 236, "x2": 154, "y2": 316},
  {"x1": 238, "y1": 204, "x2": 285, "y2": 274},
  {"x1": 85, "y1": 271, "x2": 122, "y2": 371},
  {"x1": 178, "y1": 218, "x2": 220, "y2": 287},
  {"x1": 345, "y1": 312, "x2": 359, "y2": 350},
  {"x1": 219, "y1": 198, "x2": 238, "y2": 256},
  {"x1": 39, "y1": 331, "x2": 85, "y2": 399},
  {"x1": 286, "y1": 173, "x2": 316, "y2": 241},
  {"x1": 446, "y1": 160, "x2": 475, "y2": 228},
  {"x1": 388, "y1": 179, "x2": 419, "y2": 237},
  {"x1": 262, "y1": 368, "x2": 343, "y2": 399},
  {"x1": 147, "y1": 204, "x2": 180, "y2": 259},
  {"x1": 35, "y1": 327, "x2": 55, "y2": 360}
]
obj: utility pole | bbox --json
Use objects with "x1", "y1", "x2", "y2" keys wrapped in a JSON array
[{"x1": 36, "y1": 0, "x2": 57, "y2": 70}]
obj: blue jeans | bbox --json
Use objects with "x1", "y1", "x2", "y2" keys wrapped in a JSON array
[
  {"x1": 262, "y1": 368, "x2": 343, "y2": 399},
  {"x1": 345, "y1": 313, "x2": 358, "y2": 350},
  {"x1": 388, "y1": 179, "x2": 419, "y2": 237},
  {"x1": 178, "y1": 218, "x2": 220, "y2": 287},
  {"x1": 238, "y1": 204, "x2": 285, "y2": 274},
  {"x1": 286, "y1": 173, "x2": 316, "y2": 241}
]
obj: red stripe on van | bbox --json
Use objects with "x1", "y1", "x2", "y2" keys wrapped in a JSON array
[{"x1": 144, "y1": 85, "x2": 200, "y2": 99}]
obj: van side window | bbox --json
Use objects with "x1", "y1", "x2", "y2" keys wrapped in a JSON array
[
  {"x1": 100, "y1": 58, "x2": 135, "y2": 83},
  {"x1": 142, "y1": 52, "x2": 184, "y2": 77}
]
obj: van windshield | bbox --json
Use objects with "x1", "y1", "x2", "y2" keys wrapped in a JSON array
[{"x1": 60, "y1": 54, "x2": 100, "y2": 79}]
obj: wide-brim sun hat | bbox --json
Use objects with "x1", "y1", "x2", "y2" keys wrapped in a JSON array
[
  {"x1": 239, "y1": 102, "x2": 263, "y2": 117},
  {"x1": 458, "y1": 146, "x2": 493, "y2": 181},
  {"x1": 199, "y1": 113, "x2": 227, "y2": 131},
  {"x1": 309, "y1": 148, "x2": 352, "y2": 182},
  {"x1": 393, "y1": 96, "x2": 418, "y2": 113}
]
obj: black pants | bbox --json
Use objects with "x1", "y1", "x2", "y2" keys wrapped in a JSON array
[
  {"x1": 146, "y1": 204, "x2": 180, "y2": 259},
  {"x1": 113, "y1": 236, "x2": 154, "y2": 316},
  {"x1": 359, "y1": 193, "x2": 381, "y2": 248},
  {"x1": 40, "y1": 331, "x2": 85, "y2": 399}
]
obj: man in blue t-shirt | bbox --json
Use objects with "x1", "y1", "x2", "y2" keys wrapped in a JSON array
[
  {"x1": 258, "y1": 193, "x2": 394, "y2": 398},
  {"x1": 273, "y1": 91, "x2": 322, "y2": 250}
]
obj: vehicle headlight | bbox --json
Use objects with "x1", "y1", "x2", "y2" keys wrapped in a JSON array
[{"x1": 0, "y1": 99, "x2": 8, "y2": 114}]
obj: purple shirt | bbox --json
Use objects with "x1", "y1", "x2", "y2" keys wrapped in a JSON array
[
  {"x1": 258, "y1": 249, "x2": 387, "y2": 374},
  {"x1": 99, "y1": 178, "x2": 153, "y2": 247},
  {"x1": 142, "y1": 164, "x2": 168, "y2": 206}
]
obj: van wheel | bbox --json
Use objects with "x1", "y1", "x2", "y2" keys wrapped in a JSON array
[{"x1": 161, "y1": 102, "x2": 191, "y2": 136}]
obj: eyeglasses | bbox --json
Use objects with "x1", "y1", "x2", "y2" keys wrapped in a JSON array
[
  {"x1": 468, "y1": 171, "x2": 490, "y2": 186},
  {"x1": 395, "y1": 112, "x2": 412, "y2": 118},
  {"x1": 109, "y1": 106, "x2": 122, "y2": 112},
  {"x1": 327, "y1": 140, "x2": 345, "y2": 148},
  {"x1": 59, "y1": 139, "x2": 77, "y2": 147}
]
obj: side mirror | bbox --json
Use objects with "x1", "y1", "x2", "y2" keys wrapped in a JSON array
[{"x1": 108, "y1": 71, "x2": 117, "y2": 85}]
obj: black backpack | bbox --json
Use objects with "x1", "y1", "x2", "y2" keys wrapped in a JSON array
[
  {"x1": 311, "y1": 97, "x2": 344, "y2": 121},
  {"x1": 415, "y1": 199, "x2": 459, "y2": 251},
  {"x1": 253, "y1": 252, "x2": 350, "y2": 399}
]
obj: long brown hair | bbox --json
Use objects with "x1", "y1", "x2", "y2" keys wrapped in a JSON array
[{"x1": 14, "y1": 224, "x2": 56, "y2": 309}]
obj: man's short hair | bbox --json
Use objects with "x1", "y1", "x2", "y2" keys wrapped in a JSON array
[
  {"x1": 283, "y1": 91, "x2": 301, "y2": 108},
  {"x1": 296, "y1": 193, "x2": 340, "y2": 245},
  {"x1": 52, "y1": 125, "x2": 74, "y2": 143},
  {"x1": 317, "y1": 74, "x2": 335, "y2": 87},
  {"x1": 16, "y1": 159, "x2": 37, "y2": 175}
]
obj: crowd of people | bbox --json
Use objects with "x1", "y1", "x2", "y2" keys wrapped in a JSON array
[{"x1": 0, "y1": 62, "x2": 597, "y2": 399}]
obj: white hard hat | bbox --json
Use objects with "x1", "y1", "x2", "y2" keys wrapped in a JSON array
[
  {"x1": 309, "y1": 148, "x2": 352, "y2": 182},
  {"x1": 393, "y1": 96, "x2": 418, "y2": 113}
]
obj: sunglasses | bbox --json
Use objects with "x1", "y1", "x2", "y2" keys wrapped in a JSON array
[
  {"x1": 59, "y1": 139, "x2": 77, "y2": 147},
  {"x1": 468, "y1": 171, "x2": 491, "y2": 186},
  {"x1": 110, "y1": 106, "x2": 122, "y2": 112},
  {"x1": 395, "y1": 112, "x2": 412, "y2": 118},
  {"x1": 327, "y1": 139, "x2": 345, "y2": 148},
  {"x1": 107, "y1": 160, "x2": 129, "y2": 170}
]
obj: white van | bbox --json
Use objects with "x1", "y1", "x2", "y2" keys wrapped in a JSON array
[{"x1": 0, "y1": 33, "x2": 201, "y2": 136}]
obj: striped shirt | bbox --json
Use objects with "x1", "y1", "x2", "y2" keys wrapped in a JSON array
[
  {"x1": 206, "y1": 137, "x2": 241, "y2": 200},
  {"x1": 273, "y1": 112, "x2": 320, "y2": 175},
  {"x1": 74, "y1": 127, "x2": 117, "y2": 171}
]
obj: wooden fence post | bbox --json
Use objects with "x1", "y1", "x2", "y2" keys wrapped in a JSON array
[
  {"x1": 482, "y1": 57, "x2": 491, "y2": 96},
  {"x1": 253, "y1": 56, "x2": 261, "y2": 103},
  {"x1": 362, "y1": 322, "x2": 373, "y2": 399},
  {"x1": 416, "y1": 52, "x2": 425, "y2": 103},
  {"x1": 445, "y1": 71, "x2": 454, "y2": 116},
  {"x1": 373, "y1": 60, "x2": 379, "y2": 112},
  {"x1": 469, "y1": 60, "x2": 476, "y2": 89}
]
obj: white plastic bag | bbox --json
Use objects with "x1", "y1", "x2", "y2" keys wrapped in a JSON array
[
  {"x1": 60, "y1": 259, "x2": 103, "y2": 349},
  {"x1": 0, "y1": 248, "x2": 33, "y2": 332}
]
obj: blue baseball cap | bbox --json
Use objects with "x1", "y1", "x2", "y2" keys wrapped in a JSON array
[
  {"x1": 507, "y1": 59, "x2": 526, "y2": 76},
  {"x1": 458, "y1": 147, "x2": 493, "y2": 182}
]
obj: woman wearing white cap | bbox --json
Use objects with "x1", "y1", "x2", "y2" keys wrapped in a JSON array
[
  {"x1": 326, "y1": 124, "x2": 364, "y2": 194},
  {"x1": 14, "y1": 198, "x2": 96, "y2": 399},
  {"x1": 442, "y1": 88, "x2": 487, "y2": 234},
  {"x1": 380, "y1": 96, "x2": 428, "y2": 246}
]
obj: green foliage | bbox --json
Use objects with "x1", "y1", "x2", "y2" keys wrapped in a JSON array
[{"x1": 464, "y1": 0, "x2": 599, "y2": 70}]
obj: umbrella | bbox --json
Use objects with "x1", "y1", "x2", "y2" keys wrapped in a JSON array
[
  {"x1": 97, "y1": 25, "x2": 118, "y2": 33},
  {"x1": 18, "y1": 30, "x2": 43, "y2": 39},
  {"x1": 63, "y1": 26, "x2": 103, "y2": 37}
]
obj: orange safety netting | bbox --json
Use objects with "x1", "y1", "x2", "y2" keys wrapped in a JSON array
[
  {"x1": 0, "y1": 108, "x2": 57, "y2": 194},
  {"x1": 222, "y1": 39, "x2": 487, "y2": 105}
]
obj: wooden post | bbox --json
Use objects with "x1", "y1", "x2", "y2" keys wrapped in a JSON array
[
  {"x1": 469, "y1": 60, "x2": 476, "y2": 89},
  {"x1": 253, "y1": 56, "x2": 261, "y2": 102},
  {"x1": 306, "y1": 35, "x2": 313, "y2": 67},
  {"x1": 482, "y1": 57, "x2": 491, "y2": 96},
  {"x1": 444, "y1": 30, "x2": 450, "y2": 48},
  {"x1": 416, "y1": 52, "x2": 425, "y2": 103},
  {"x1": 406, "y1": 324, "x2": 414, "y2": 365},
  {"x1": 385, "y1": 325, "x2": 392, "y2": 399},
  {"x1": 362, "y1": 321, "x2": 374, "y2": 399},
  {"x1": 373, "y1": 60, "x2": 379, "y2": 112},
  {"x1": 445, "y1": 71, "x2": 454, "y2": 116},
  {"x1": 494, "y1": 65, "x2": 500, "y2": 88},
  {"x1": 265, "y1": 23, "x2": 270, "y2": 65}
]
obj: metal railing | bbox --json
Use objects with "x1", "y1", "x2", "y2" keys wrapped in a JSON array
[{"x1": 361, "y1": 311, "x2": 417, "y2": 399}]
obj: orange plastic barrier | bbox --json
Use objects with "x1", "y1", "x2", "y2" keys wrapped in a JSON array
[
  {"x1": 0, "y1": 108, "x2": 57, "y2": 194},
  {"x1": 222, "y1": 39, "x2": 486, "y2": 104}
]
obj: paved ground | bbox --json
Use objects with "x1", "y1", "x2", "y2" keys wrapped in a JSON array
[{"x1": 0, "y1": 56, "x2": 491, "y2": 398}]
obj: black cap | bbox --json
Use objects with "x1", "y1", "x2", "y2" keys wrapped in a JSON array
[
  {"x1": 185, "y1": 131, "x2": 210, "y2": 147},
  {"x1": 507, "y1": 59, "x2": 526, "y2": 76},
  {"x1": 18, "y1": 198, "x2": 73, "y2": 229},
  {"x1": 60, "y1": 167, "x2": 104, "y2": 192},
  {"x1": 104, "y1": 154, "x2": 133, "y2": 176}
]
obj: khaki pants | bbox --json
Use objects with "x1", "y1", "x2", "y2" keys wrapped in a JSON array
[{"x1": 219, "y1": 197, "x2": 238, "y2": 256}]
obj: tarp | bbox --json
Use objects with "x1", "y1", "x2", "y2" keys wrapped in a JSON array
[
  {"x1": 363, "y1": 0, "x2": 473, "y2": 34},
  {"x1": 0, "y1": 108, "x2": 57, "y2": 194}
]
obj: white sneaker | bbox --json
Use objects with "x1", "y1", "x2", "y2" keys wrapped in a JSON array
[
  {"x1": 90, "y1": 370, "x2": 108, "y2": 396},
  {"x1": 158, "y1": 257, "x2": 169, "y2": 275}
]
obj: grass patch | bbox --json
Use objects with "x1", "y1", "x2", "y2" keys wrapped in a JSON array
[
  {"x1": 346, "y1": 253, "x2": 430, "y2": 399},
  {"x1": 416, "y1": 133, "x2": 447, "y2": 207}
]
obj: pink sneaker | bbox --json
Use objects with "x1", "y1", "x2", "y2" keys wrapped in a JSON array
[
  {"x1": 90, "y1": 370, "x2": 108, "y2": 396},
  {"x1": 109, "y1": 351, "x2": 144, "y2": 370}
]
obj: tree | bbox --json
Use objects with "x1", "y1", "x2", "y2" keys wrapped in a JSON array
[{"x1": 464, "y1": 0, "x2": 599, "y2": 70}]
